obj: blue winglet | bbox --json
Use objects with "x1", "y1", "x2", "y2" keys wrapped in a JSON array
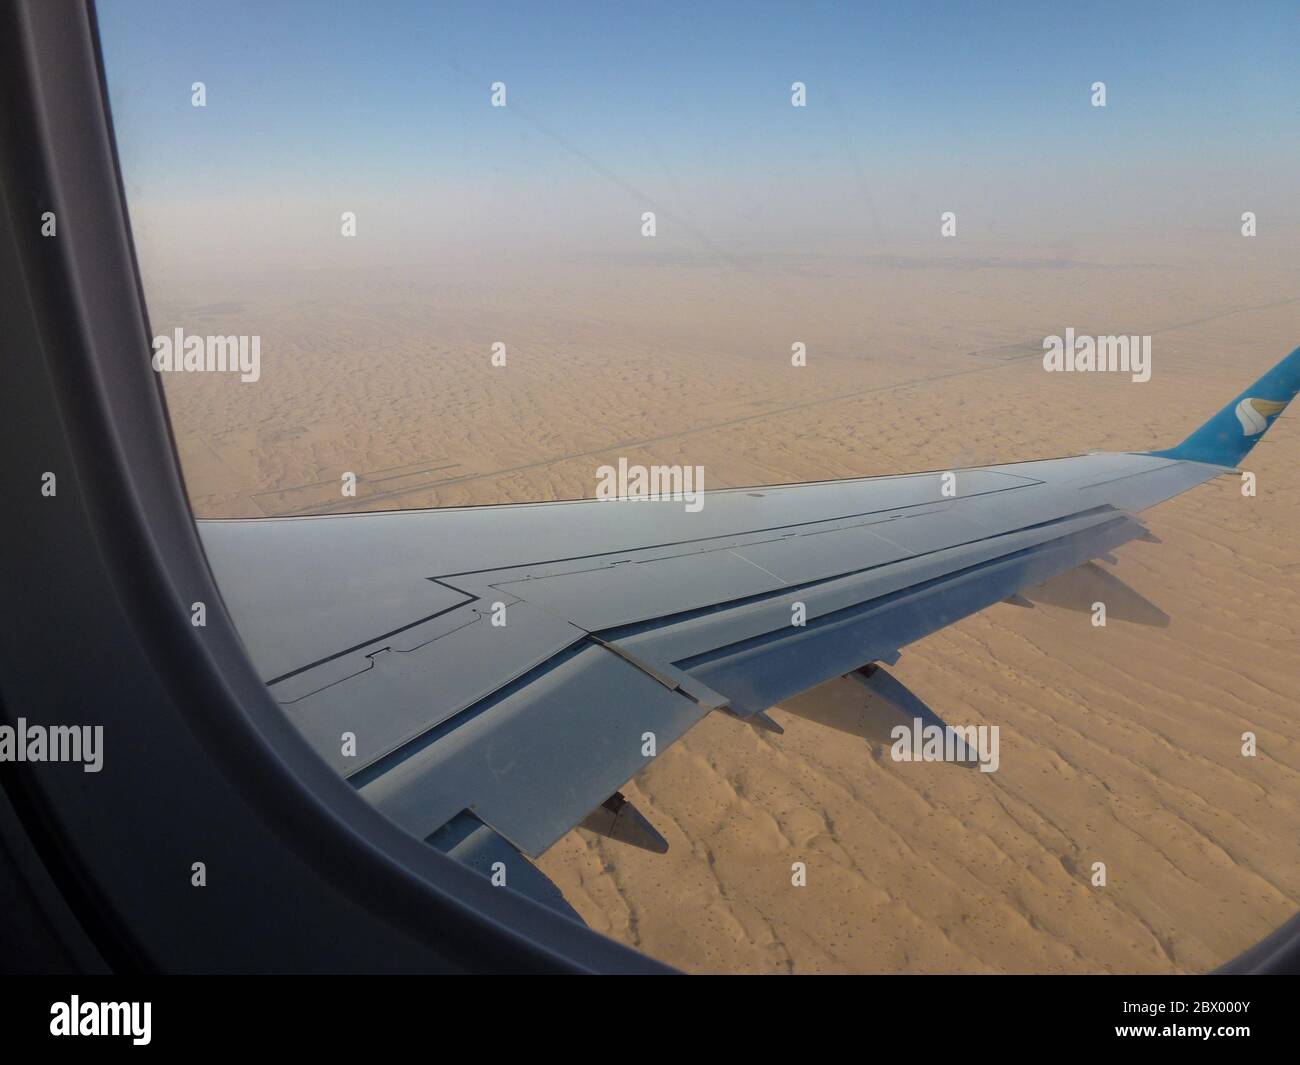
[{"x1": 1149, "y1": 344, "x2": 1300, "y2": 467}]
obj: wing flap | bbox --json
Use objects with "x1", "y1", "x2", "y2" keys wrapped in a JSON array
[
  {"x1": 673, "y1": 511, "x2": 1146, "y2": 716},
  {"x1": 356, "y1": 642, "x2": 708, "y2": 857},
  {"x1": 605, "y1": 506, "x2": 1138, "y2": 670},
  {"x1": 281, "y1": 601, "x2": 588, "y2": 775}
]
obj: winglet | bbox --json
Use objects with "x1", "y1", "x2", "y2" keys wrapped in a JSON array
[{"x1": 1148, "y1": 344, "x2": 1300, "y2": 467}]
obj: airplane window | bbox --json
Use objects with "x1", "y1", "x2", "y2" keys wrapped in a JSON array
[{"x1": 96, "y1": 0, "x2": 1300, "y2": 973}]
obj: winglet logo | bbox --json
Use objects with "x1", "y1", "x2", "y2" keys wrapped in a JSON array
[
  {"x1": 50, "y1": 997, "x2": 151, "y2": 1045},
  {"x1": 1234, "y1": 397, "x2": 1286, "y2": 436}
]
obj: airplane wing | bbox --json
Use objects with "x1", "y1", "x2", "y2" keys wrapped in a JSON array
[{"x1": 196, "y1": 345, "x2": 1300, "y2": 921}]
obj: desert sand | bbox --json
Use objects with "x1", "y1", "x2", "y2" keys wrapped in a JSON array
[{"x1": 147, "y1": 230, "x2": 1300, "y2": 973}]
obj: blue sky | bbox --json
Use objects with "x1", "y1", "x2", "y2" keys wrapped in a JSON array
[{"x1": 96, "y1": 0, "x2": 1300, "y2": 264}]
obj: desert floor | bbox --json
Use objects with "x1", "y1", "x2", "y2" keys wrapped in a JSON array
[{"x1": 150, "y1": 231, "x2": 1300, "y2": 972}]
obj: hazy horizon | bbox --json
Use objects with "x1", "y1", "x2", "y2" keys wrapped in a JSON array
[{"x1": 100, "y1": 0, "x2": 1300, "y2": 279}]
